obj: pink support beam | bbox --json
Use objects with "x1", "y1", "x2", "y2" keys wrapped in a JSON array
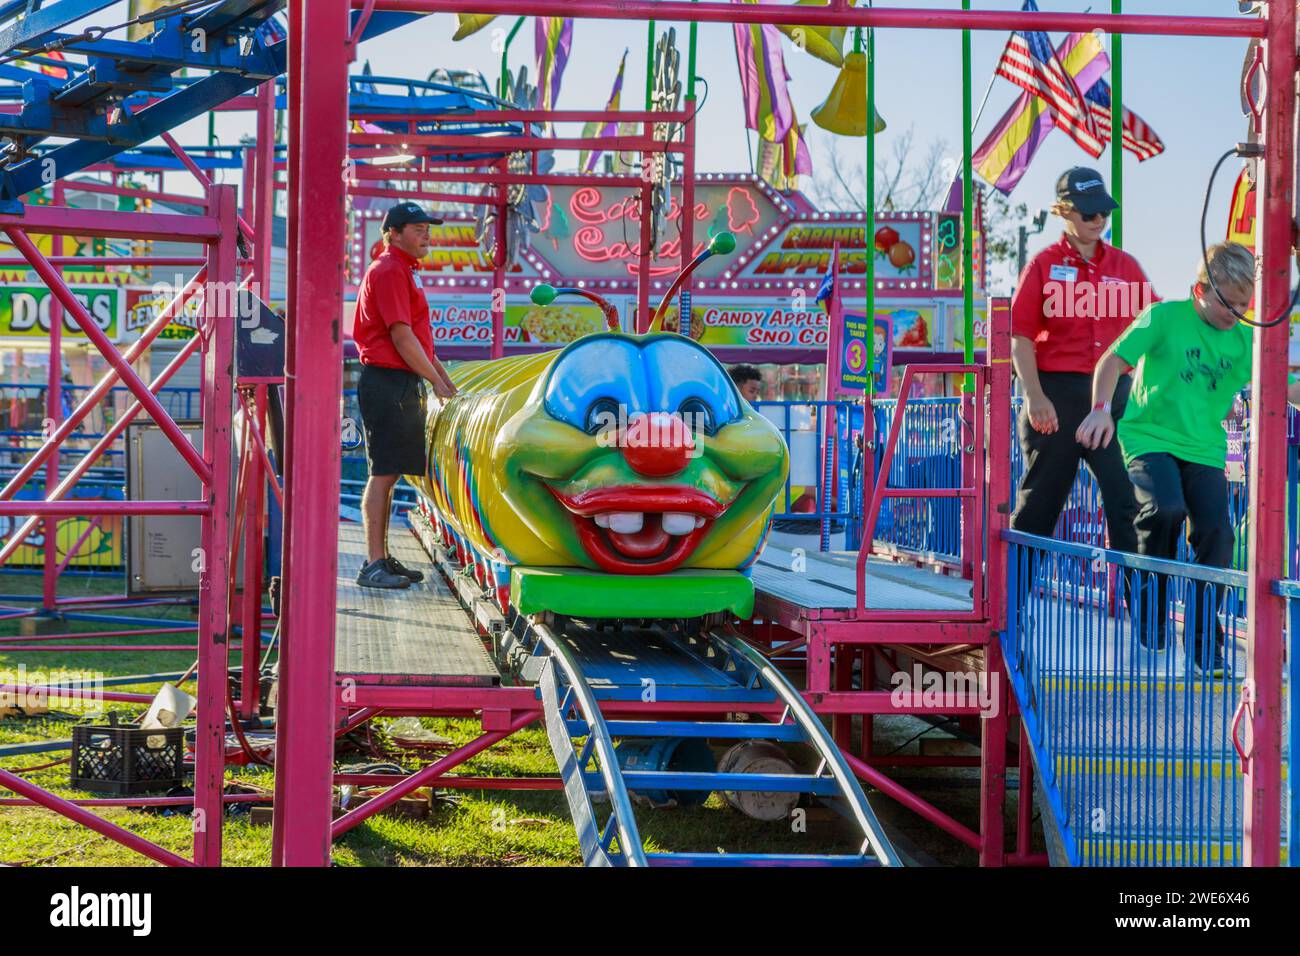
[
  {"x1": 1, "y1": 228, "x2": 212, "y2": 483},
  {"x1": 273, "y1": 0, "x2": 350, "y2": 868},
  {"x1": 361, "y1": 1, "x2": 1264, "y2": 38},
  {"x1": 52, "y1": 515, "x2": 101, "y2": 579},
  {"x1": 1242, "y1": 0, "x2": 1295, "y2": 868},
  {"x1": 157, "y1": 128, "x2": 259, "y2": 242},
  {"x1": 331, "y1": 711, "x2": 539, "y2": 838},
  {"x1": 0, "y1": 328, "x2": 204, "y2": 569},
  {"x1": 193, "y1": 185, "x2": 240, "y2": 867},
  {"x1": 0, "y1": 769, "x2": 194, "y2": 867},
  {"x1": 0, "y1": 205, "x2": 221, "y2": 242},
  {"x1": 254, "y1": 79, "x2": 277, "y2": 302},
  {"x1": 238, "y1": 387, "x2": 269, "y2": 720},
  {"x1": 42, "y1": 184, "x2": 64, "y2": 612},
  {"x1": 0, "y1": 501, "x2": 209, "y2": 516},
  {"x1": 238, "y1": 390, "x2": 285, "y2": 508}
]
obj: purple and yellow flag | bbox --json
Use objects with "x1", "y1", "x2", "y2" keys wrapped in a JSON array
[
  {"x1": 535, "y1": 17, "x2": 574, "y2": 113},
  {"x1": 759, "y1": 119, "x2": 813, "y2": 190},
  {"x1": 974, "y1": 31, "x2": 1109, "y2": 194},
  {"x1": 580, "y1": 50, "x2": 628, "y2": 174},
  {"x1": 733, "y1": 5, "x2": 795, "y2": 144}
]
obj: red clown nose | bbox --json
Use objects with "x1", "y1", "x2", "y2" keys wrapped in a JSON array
[{"x1": 620, "y1": 412, "x2": 696, "y2": 477}]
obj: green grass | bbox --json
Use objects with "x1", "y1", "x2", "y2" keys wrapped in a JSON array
[{"x1": 0, "y1": 571, "x2": 864, "y2": 867}]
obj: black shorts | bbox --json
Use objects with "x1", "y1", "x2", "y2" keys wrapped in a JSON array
[{"x1": 357, "y1": 365, "x2": 427, "y2": 477}]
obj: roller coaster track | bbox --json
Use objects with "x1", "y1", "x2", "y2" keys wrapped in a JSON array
[{"x1": 512, "y1": 613, "x2": 900, "y2": 866}]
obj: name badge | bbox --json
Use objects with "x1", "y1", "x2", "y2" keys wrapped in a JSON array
[{"x1": 1049, "y1": 264, "x2": 1078, "y2": 282}]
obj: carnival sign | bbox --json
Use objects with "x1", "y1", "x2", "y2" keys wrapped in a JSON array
[{"x1": 0, "y1": 285, "x2": 121, "y2": 341}]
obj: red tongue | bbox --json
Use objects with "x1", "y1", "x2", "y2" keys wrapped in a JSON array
[{"x1": 605, "y1": 514, "x2": 671, "y2": 558}]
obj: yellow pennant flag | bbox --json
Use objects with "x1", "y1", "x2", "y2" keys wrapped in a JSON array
[
  {"x1": 453, "y1": 15, "x2": 498, "y2": 41},
  {"x1": 778, "y1": 0, "x2": 856, "y2": 68}
]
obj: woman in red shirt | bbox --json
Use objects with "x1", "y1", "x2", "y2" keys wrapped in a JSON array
[{"x1": 1010, "y1": 168, "x2": 1154, "y2": 557}]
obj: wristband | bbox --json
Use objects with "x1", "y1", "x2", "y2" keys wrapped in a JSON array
[{"x1": 1092, "y1": 401, "x2": 1111, "y2": 415}]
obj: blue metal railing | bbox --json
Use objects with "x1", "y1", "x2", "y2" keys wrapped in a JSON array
[{"x1": 1004, "y1": 530, "x2": 1250, "y2": 866}]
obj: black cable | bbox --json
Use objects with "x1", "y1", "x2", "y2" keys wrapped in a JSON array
[{"x1": 1200, "y1": 146, "x2": 1299, "y2": 329}]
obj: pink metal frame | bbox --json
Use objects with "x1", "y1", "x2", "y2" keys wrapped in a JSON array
[
  {"x1": 3, "y1": 1, "x2": 1290, "y2": 869},
  {"x1": 264, "y1": 0, "x2": 1291, "y2": 868}
]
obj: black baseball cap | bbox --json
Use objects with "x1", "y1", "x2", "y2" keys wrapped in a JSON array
[
  {"x1": 382, "y1": 201, "x2": 443, "y2": 231},
  {"x1": 1056, "y1": 167, "x2": 1118, "y2": 217}
]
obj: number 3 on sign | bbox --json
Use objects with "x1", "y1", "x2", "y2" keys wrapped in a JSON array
[{"x1": 846, "y1": 339, "x2": 867, "y2": 373}]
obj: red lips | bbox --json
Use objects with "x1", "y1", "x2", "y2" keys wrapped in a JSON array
[{"x1": 549, "y1": 485, "x2": 725, "y2": 573}]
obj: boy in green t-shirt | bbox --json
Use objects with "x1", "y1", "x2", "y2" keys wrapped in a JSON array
[{"x1": 1077, "y1": 242, "x2": 1300, "y2": 675}]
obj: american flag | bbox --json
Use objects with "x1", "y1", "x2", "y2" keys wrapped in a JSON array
[
  {"x1": 1084, "y1": 80, "x2": 1165, "y2": 161},
  {"x1": 994, "y1": 1, "x2": 1105, "y2": 158}
]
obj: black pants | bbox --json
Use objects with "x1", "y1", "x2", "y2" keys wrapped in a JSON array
[
  {"x1": 1011, "y1": 371, "x2": 1139, "y2": 554},
  {"x1": 1127, "y1": 452, "x2": 1233, "y2": 647}
]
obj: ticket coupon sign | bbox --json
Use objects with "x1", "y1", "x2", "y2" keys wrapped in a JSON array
[{"x1": 839, "y1": 311, "x2": 892, "y2": 394}]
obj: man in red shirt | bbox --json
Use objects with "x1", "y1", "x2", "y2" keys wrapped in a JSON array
[
  {"x1": 354, "y1": 201, "x2": 458, "y2": 589},
  {"x1": 1010, "y1": 168, "x2": 1154, "y2": 556}
]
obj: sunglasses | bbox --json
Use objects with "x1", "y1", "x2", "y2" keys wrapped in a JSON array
[{"x1": 1076, "y1": 209, "x2": 1112, "y2": 223}]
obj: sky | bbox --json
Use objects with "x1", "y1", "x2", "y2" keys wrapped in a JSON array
[{"x1": 155, "y1": 1, "x2": 1255, "y2": 296}]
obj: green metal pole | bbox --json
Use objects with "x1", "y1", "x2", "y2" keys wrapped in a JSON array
[
  {"x1": 962, "y1": 0, "x2": 974, "y2": 391},
  {"x1": 861, "y1": 25, "x2": 875, "y2": 401},
  {"x1": 500, "y1": 16, "x2": 526, "y2": 99},
  {"x1": 646, "y1": 19, "x2": 656, "y2": 110},
  {"x1": 686, "y1": 14, "x2": 697, "y2": 101},
  {"x1": 1110, "y1": 0, "x2": 1123, "y2": 248}
]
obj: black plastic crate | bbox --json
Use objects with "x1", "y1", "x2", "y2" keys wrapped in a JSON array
[{"x1": 71, "y1": 722, "x2": 185, "y2": 796}]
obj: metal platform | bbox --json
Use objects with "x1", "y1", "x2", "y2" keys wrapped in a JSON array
[
  {"x1": 752, "y1": 545, "x2": 973, "y2": 614},
  {"x1": 558, "y1": 620, "x2": 775, "y2": 704},
  {"x1": 335, "y1": 522, "x2": 499, "y2": 687}
]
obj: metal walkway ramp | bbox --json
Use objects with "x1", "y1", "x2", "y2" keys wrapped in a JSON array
[{"x1": 508, "y1": 613, "x2": 899, "y2": 867}]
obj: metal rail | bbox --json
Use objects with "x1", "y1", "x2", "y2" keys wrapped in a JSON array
[{"x1": 531, "y1": 619, "x2": 648, "y2": 867}]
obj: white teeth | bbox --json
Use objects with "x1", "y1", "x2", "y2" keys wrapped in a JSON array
[
  {"x1": 695, "y1": 516, "x2": 706, "y2": 529},
  {"x1": 662, "y1": 513, "x2": 697, "y2": 536},
  {"x1": 607, "y1": 512, "x2": 644, "y2": 534},
  {"x1": 593, "y1": 514, "x2": 610, "y2": 528}
]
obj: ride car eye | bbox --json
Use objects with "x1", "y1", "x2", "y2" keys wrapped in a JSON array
[
  {"x1": 585, "y1": 397, "x2": 621, "y2": 436},
  {"x1": 678, "y1": 398, "x2": 716, "y2": 436}
]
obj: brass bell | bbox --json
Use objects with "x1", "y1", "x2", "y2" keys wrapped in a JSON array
[{"x1": 811, "y1": 52, "x2": 886, "y2": 136}]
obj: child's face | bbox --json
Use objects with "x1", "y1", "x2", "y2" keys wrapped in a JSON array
[{"x1": 1193, "y1": 281, "x2": 1253, "y2": 331}]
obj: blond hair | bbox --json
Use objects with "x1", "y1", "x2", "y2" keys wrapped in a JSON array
[{"x1": 1198, "y1": 242, "x2": 1255, "y2": 292}]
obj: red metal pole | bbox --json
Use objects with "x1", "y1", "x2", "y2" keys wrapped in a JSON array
[
  {"x1": 1243, "y1": 0, "x2": 1295, "y2": 868},
  {"x1": 255, "y1": 80, "x2": 276, "y2": 303},
  {"x1": 52, "y1": 515, "x2": 101, "y2": 578},
  {"x1": 491, "y1": 184, "x2": 506, "y2": 360},
  {"x1": 238, "y1": 389, "x2": 284, "y2": 507},
  {"x1": 636, "y1": 125, "x2": 653, "y2": 333},
  {"x1": 0, "y1": 769, "x2": 193, "y2": 867},
  {"x1": 192, "y1": 185, "x2": 239, "y2": 867},
  {"x1": 680, "y1": 105, "x2": 696, "y2": 329},
  {"x1": 362, "y1": 1, "x2": 1264, "y2": 38},
  {"x1": 0, "y1": 329, "x2": 204, "y2": 568},
  {"x1": 42, "y1": 183, "x2": 65, "y2": 612},
  {"x1": 239, "y1": 385, "x2": 268, "y2": 720},
  {"x1": 273, "y1": 0, "x2": 350, "y2": 868},
  {"x1": 979, "y1": 298, "x2": 1013, "y2": 867}
]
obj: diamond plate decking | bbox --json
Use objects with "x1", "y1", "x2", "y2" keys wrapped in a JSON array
[
  {"x1": 752, "y1": 545, "x2": 973, "y2": 612},
  {"x1": 335, "y1": 522, "x2": 499, "y2": 686}
]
